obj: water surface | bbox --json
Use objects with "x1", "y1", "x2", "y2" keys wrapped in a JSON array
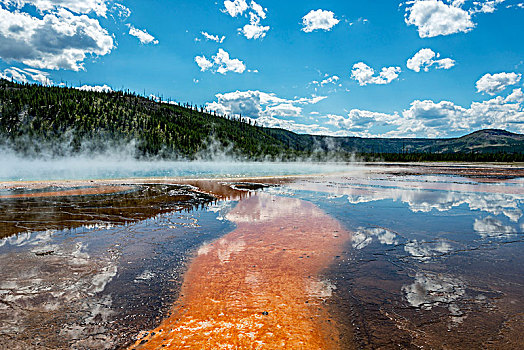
[{"x1": 0, "y1": 164, "x2": 523, "y2": 349}]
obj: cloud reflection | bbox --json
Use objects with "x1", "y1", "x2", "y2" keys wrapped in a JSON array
[
  {"x1": 347, "y1": 190, "x2": 523, "y2": 222},
  {"x1": 473, "y1": 216, "x2": 517, "y2": 239},
  {"x1": 402, "y1": 272, "x2": 465, "y2": 318},
  {"x1": 404, "y1": 240, "x2": 452, "y2": 262},
  {"x1": 351, "y1": 227, "x2": 398, "y2": 249}
]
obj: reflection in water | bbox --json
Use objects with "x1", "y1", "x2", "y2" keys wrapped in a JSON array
[
  {"x1": 351, "y1": 227, "x2": 398, "y2": 249},
  {"x1": 130, "y1": 194, "x2": 351, "y2": 349},
  {"x1": 286, "y1": 172, "x2": 524, "y2": 348},
  {"x1": 0, "y1": 184, "x2": 234, "y2": 349},
  {"x1": 402, "y1": 272, "x2": 466, "y2": 319},
  {"x1": 348, "y1": 189, "x2": 523, "y2": 222},
  {"x1": 404, "y1": 239, "x2": 452, "y2": 262},
  {"x1": 0, "y1": 166, "x2": 524, "y2": 349},
  {"x1": 224, "y1": 192, "x2": 304, "y2": 223},
  {"x1": 0, "y1": 240, "x2": 119, "y2": 349},
  {"x1": 473, "y1": 216, "x2": 517, "y2": 238},
  {"x1": 0, "y1": 184, "x2": 215, "y2": 239},
  {"x1": 290, "y1": 177, "x2": 524, "y2": 222}
]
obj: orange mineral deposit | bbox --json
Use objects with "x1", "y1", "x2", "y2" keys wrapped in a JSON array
[{"x1": 130, "y1": 193, "x2": 351, "y2": 349}]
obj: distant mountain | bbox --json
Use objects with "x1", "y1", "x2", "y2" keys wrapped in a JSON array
[
  {"x1": 264, "y1": 128, "x2": 524, "y2": 155},
  {"x1": 1, "y1": 79, "x2": 523, "y2": 162},
  {"x1": 427, "y1": 129, "x2": 524, "y2": 154}
]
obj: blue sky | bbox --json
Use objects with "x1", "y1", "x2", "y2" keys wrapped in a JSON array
[{"x1": 0, "y1": 0, "x2": 523, "y2": 138}]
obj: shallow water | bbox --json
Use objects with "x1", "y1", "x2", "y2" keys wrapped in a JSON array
[
  {"x1": 0, "y1": 159, "x2": 357, "y2": 181},
  {"x1": 0, "y1": 165, "x2": 523, "y2": 349}
]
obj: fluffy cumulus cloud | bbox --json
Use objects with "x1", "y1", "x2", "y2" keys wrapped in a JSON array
[
  {"x1": 0, "y1": 0, "x2": 109, "y2": 16},
  {"x1": 0, "y1": 4, "x2": 114, "y2": 71},
  {"x1": 475, "y1": 72, "x2": 521, "y2": 95},
  {"x1": 195, "y1": 49, "x2": 246, "y2": 74},
  {"x1": 350, "y1": 62, "x2": 401, "y2": 86},
  {"x1": 327, "y1": 88, "x2": 524, "y2": 137},
  {"x1": 201, "y1": 31, "x2": 225, "y2": 43},
  {"x1": 127, "y1": 24, "x2": 159, "y2": 45},
  {"x1": 223, "y1": 0, "x2": 269, "y2": 39},
  {"x1": 240, "y1": 12, "x2": 270, "y2": 39},
  {"x1": 205, "y1": 90, "x2": 330, "y2": 134},
  {"x1": 404, "y1": 0, "x2": 475, "y2": 38},
  {"x1": 76, "y1": 84, "x2": 112, "y2": 92},
  {"x1": 194, "y1": 55, "x2": 214, "y2": 71},
  {"x1": 406, "y1": 48, "x2": 455, "y2": 72},
  {"x1": 328, "y1": 109, "x2": 399, "y2": 135},
  {"x1": 301, "y1": 9, "x2": 339, "y2": 32},
  {"x1": 223, "y1": 0, "x2": 249, "y2": 17},
  {"x1": 0, "y1": 66, "x2": 51, "y2": 84}
]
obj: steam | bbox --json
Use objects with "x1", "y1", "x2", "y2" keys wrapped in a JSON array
[
  {"x1": 0, "y1": 146, "x2": 356, "y2": 182},
  {"x1": 0, "y1": 130, "x2": 365, "y2": 181}
]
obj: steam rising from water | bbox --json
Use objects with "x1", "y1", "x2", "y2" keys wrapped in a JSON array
[
  {"x1": 0, "y1": 152, "x2": 355, "y2": 181},
  {"x1": 0, "y1": 131, "x2": 364, "y2": 181}
]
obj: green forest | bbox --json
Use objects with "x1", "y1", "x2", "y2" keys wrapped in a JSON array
[{"x1": 1, "y1": 79, "x2": 523, "y2": 162}]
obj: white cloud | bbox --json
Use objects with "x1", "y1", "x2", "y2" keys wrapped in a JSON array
[
  {"x1": 349, "y1": 17, "x2": 369, "y2": 26},
  {"x1": 328, "y1": 109, "x2": 399, "y2": 134},
  {"x1": 505, "y1": 88, "x2": 524, "y2": 103},
  {"x1": 222, "y1": 0, "x2": 269, "y2": 40},
  {"x1": 326, "y1": 88, "x2": 524, "y2": 137},
  {"x1": 506, "y1": 3, "x2": 524, "y2": 9},
  {"x1": 0, "y1": 66, "x2": 51, "y2": 84},
  {"x1": 0, "y1": 0, "x2": 109, "y2": 17},
  {"x1": 0, "y1": 8, "x2": 114, "y2": 70},
  {"x1": 475, "y1": 72, "x2": 521, "y2": 95},
  {"x1": 301, "y1": 9, "x2": 339, "y2": 32},
  {"x1": 240, "y1": 12, "x2": 269, "y2": 39},
  {"x1": 213, "y1": 49, "x2": 246, "y2": 74},
  {"x1": 201, "y1": 31, "x2": 225, "y2": 43},
  {"x1": 255, "y1": 115, "x2": 332, "y2": 135},
  {"x1": 405, "y1": 0, "x2": 475, "y2": 38},
  {"x1": 76, "y1": 84, "x2": 112, "y2": 92},
  {"x1": 205, "y1": 90, "x2": 329, "y2": 134},
  {"x1": 320, "y1": 75, "x2": 340, "y2": 86},
  {"x1": 309, "y1": 74, "x2": 341, "y2": 92},
  {"x1": 206, "y1": 90, "x2": 326, "y2": 118},
  {"x1": 110, "y1": 3, "x2": 131, "y2": 19},
  {"x1": 400, "y1": 92, "x2": 524, "y2": 136},
  {"x1": 250, "y1": 0, "x2": 266, "y2": 19},
  {"x1": 350, "y1": 62, "x2": 401, "y2": 86},
  {"x1": 194, "y1": 49, "x2": 246, "y2": 74},
  {"x1": 225, "y1": 0, "x2": 270, "y2": 40},
  {"x1": 406, "y1": 48, "x2": 455, "y2": 72},
  {"x1": 195, "y1": 55, "x2": 214, "y2": 71},
  {"x1": 127, "y1": 24, "x2": 159, "y2": 45},
  {"x1": 470, "y1": 0, "x2": 506, "y2": 14},
  {"x1": 223, "y1": 0, "x2": 248, "y2": 17}
]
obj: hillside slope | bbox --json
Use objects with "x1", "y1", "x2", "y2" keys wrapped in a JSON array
[{"x1": 1, "y1": 79, "x2": 523, "y2": 161}]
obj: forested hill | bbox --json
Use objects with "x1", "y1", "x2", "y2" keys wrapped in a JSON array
[{"x1": 1, "y1": 79, "x2": 523, "y2": 161}]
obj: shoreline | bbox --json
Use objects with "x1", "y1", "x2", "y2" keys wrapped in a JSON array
[
  {"x1": 0, "y1": 162, "x2": 524, "y2": 191},
  {"x1": 2, "y1": 161, "x2": 524, "y2": 188}
]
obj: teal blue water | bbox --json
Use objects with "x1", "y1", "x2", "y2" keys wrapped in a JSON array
[{"x1": 0, "y1": 159, "x2": 355, "y2": 181}]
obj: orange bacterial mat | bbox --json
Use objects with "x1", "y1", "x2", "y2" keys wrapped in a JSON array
[{"x1": 130, "y1": 193, "x2": 351, "y2": 349}]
